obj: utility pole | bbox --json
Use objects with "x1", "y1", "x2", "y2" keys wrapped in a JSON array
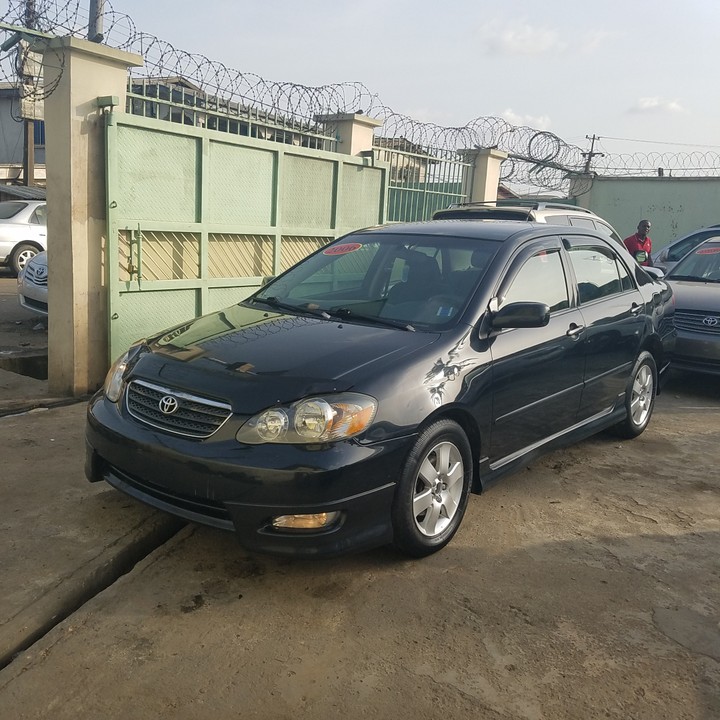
[
  {"x1": 21, "y1": 0, "x2": 37, "y2": 186},
  {"x1": 582, "y1": 134, "x2": 604, "y2": 174}
]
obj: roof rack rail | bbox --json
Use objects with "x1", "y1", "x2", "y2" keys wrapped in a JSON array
[{"x1": 443, "y1": 200, "x2": 594, "y2": 213}]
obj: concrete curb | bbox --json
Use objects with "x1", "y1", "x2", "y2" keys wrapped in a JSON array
[
  {"x1": 0, "y1": 514, "x2": 185, "y2": 669},
  {"x1": 0, "y1": 396, "x2": 91, "y2": 418}
]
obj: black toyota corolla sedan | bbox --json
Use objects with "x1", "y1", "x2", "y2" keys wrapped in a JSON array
[{"x1": 86, "y1": 220, "x2": 675, "y2": 558}]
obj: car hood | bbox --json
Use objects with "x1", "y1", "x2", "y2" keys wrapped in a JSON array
[
  {"x1": 667, "y1": 280, "x2": 720, "y2": 311},
  {"x1": 132, "y1": 304, "x2": 442, "y2": 411}
]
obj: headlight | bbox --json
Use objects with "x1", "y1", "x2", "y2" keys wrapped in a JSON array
[
  {"x1": 236, "y1": 393, "x2": 377, "y2": 444},
  {"x1": 103, "y1": 341, "x2": 147, "y2": 403}
]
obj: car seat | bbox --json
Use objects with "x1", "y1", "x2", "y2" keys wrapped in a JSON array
[{"x1": 387, "y1": 252, "x2": 442, "y2": 304}]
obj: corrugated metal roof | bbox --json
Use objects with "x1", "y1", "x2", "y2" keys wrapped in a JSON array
[{"x1": 0, "y1": 184, "x2": 46, "y2": 200}]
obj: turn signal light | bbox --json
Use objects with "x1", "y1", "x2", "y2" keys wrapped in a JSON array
[{"x1": 271, "y1": 512, "x2": 340, "y2": 530}]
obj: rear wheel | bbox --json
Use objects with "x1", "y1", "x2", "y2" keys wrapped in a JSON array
[
  {"x1": 613, "y1": 351, "x2": 657, "y2": 439},
  {"x1": 10, "y1": 243, "x2": 39, "y2": 276},
  {"x1": 391, "y1": 419, "x2": 472, "y2": 557}
]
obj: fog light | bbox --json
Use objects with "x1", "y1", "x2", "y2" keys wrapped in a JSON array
[{"x1": 272, "y1": 512, "x2": 340, "y2": 530}]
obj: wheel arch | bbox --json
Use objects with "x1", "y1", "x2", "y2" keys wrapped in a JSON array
[
  {"x1": 640, "y1": 333, "x2": 667, "y2": 388},
  {"x1": 12, "y1": 239, "x2": 45, "y2": 254}
]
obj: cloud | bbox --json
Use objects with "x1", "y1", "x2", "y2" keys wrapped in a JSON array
[
  {"x1": 627, "y1": 97, "x2": 685, "y2": 114},
  {"x1": 501, "y1": 109, "x2": 552, "y2": 130},
  {"x1": 478, "y1": 21, "x2": 566, "y2": 55}
]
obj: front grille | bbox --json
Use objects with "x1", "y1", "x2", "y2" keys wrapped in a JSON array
[
  {"x1": 126, "y1": 379, "x2": 232, "y2": 438},
  {"x1": 674, "y1": 310, "x2": 720, "y2": 335},
  {"x1": 25, "y1": 265, "x2": 47, "y2": 287}
]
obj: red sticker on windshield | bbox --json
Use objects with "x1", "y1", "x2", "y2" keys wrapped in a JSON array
[
  {"x1": 323, "y1": 243, "x2": 362, "y2": 256},
  {"x1": 696, "y1": 247, "x2": 720, "y2": 255}
]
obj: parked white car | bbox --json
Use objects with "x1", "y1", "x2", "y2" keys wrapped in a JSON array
[
  {"x1": 17, "y1": 250, "x2": 48, "y2": 316},
  {"x1": 0, "y1": 200, "x2": 47, "y2": 276}
]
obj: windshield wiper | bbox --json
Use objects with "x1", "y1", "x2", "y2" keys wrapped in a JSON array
[
  {"x1": 247, "y1": 296, "x2": 331, "y2": 319},
  {"x1": 328, "y1": 307, "x2": 415, "y2": 332}
]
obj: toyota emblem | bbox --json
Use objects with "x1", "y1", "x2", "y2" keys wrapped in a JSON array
[
  {"x1": 702, "y1": 316, "x2": 719, "y2": 327},
  {"x1": 158, "y1": 395, "x2": 179, "y2": 415}
]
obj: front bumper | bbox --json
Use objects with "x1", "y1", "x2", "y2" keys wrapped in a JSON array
[
  {"x1": 86, "y1": 394, "x2": 414, "y2": 557},
  {"x1": 671, "y1": 331, "x2": 720, "y2": 376}
]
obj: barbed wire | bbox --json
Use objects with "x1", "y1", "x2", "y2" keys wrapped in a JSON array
[{"x1": 2, "y1": 0, "x2": 720, "y2": 194}]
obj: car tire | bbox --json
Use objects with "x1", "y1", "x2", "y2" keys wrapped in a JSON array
[
  {"x1": 10, "y1": 243, "x2": 39, "y2": 276},
  {"x1": 613, "y1": 351, "x2": 657, "y2": 439},
  {"x1": 391, "y1": 419, "x2": 472, "y2": 557}
]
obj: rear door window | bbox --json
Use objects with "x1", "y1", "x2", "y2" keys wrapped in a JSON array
[
  {"x1": 565, "y1": 240, "x2": 629, "y2": 303},
  {"x1": 594, "y1": 219, "x2": 622, "y2": 244}
]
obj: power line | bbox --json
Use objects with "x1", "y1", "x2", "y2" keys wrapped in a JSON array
[{"x1": 599, "y1": 135, "x2": 720, "y2": 150}]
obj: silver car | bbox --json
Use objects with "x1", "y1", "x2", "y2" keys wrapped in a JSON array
[
  {"x1": 17, "y1": 250, "x2": 48, "y2": 316},
  {"x1": 0, "y1": 200, "x2": 47, "y2": 276},
  {"x1": 432, "y1": 201, "x2": 624, "y2": 245},
  {"x1": 665, "y1": 239, "x2": 720, "y2": 375}
]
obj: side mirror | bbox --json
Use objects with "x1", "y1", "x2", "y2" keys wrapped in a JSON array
[{"x1": 490, "y1": 302, "x2": 550, "y2": 329}]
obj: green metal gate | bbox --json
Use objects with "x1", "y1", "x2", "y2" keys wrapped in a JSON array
[
  {"x1": 105, "y1": 111, "x2": 388, "y2": 360},
  {"x1": 373, "y1": 140, "x2": 471, "y2": 222}
]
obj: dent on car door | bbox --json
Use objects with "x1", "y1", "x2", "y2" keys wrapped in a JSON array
[
  {"x1": 563, "y1": 237, "x2": 645, "y2": 419},
  {"x1": 488, "y1": 242, "x2": 585, "y2": 465}
]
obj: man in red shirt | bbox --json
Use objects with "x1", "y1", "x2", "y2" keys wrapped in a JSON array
[{"x1": 624, "y1": 220, "x2": 653, "y2": 266}]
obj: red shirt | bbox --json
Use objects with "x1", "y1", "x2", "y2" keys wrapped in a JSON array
[{"x1": 623, "y1": 233, "x2": 652, "y2": 266}]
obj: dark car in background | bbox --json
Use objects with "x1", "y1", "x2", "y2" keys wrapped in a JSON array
[
  {"x1": 86, "y1": 220, "x2": 674, "y2": 558},
  {"x1": 654, "y1": 224, "x2": 720, "y2": 274},
  {"x1": 665, "y1": 238, "x2": 720, "y2": 375}
]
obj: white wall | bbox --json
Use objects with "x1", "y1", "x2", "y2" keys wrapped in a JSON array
[{"x1": 575, "y1": 176, "x2": 720, "y2": 251}]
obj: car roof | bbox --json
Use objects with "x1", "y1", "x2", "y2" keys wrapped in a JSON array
[
  {"x1": 671, "y1": 224, "x2": 720, "y2": 241},
  {"x1": 353, "y1": 219, "x2": 610, "y2": 243}
]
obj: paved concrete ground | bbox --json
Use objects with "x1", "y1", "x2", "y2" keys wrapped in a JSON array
[{"x1": 0, "y1": 373, "x2": 718, "y2": 719}]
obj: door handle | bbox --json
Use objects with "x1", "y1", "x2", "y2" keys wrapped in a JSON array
[
  {"x1": 630, "y1": 303, "x2": 642, "y2": 315},
  {"x1": 566, "y1": 323, "x2": 584, "y2": 338}
]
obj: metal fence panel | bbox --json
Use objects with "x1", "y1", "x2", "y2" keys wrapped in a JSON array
[
  {"x1": 374, "y1": 145, "x2": 471, "y2": 222},
  {"x1": 106, "y1": 112, "x2": 387, "y2": 361}
]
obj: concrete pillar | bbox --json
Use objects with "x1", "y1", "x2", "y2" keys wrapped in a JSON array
[
  {"x1": 315, "y1": 112, "x2": 383, "y2": 155},
  {"x1": 462, "y1": 148, "x2": 509, "y2": 202},
  {"x1": 35, "y1": 36, "x2": 142, "y2": 396}
]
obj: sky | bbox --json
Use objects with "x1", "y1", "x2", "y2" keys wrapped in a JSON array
[{"x1": 95, "y1": 0, "x2": 720, "y2": 158}]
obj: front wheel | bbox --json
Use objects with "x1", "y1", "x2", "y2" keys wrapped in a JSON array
[
  {"x1": 613, "y1": 351, "x2": 657, "y2": 439},
  {"x1": 391, "y1": 419, "x2": 472, "y2": 557}
]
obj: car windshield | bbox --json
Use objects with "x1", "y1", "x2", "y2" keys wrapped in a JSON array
[
  {"x1": 247, "y1": 233, "x2": 500, "y2": 330},
  {"x1": 0, "y1": 201, "x2": 27, "y2": 219},
  {"x1": 667, "y1": 242, "x2": 720, "y2": 283}
]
